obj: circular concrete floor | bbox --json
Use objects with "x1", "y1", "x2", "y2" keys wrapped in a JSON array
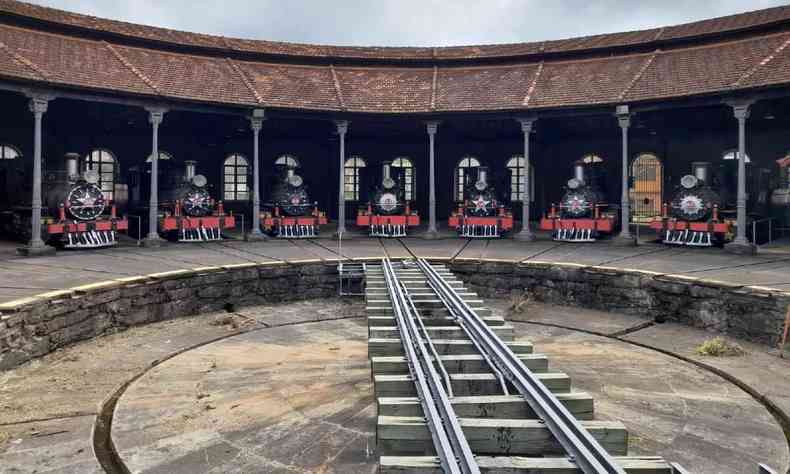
[{"x1": 109, "y1": 307, "x2": 787, "y2": 474}]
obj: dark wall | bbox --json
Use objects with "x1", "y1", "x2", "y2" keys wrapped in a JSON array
[{"x1": 1, "y1": 90, "x2": 789, "y2": 228}]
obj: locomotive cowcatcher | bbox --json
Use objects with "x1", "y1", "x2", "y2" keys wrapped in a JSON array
[
  {"x1": 448, "y1": 166, "x2": 513, "y2": 238},
  {"x1": 539, "y1": 160, "x2": 616, "y2": 242},
  {"x1": 650, "y1": 161, "x2": 733, "y2": 246},
  {"x1": 159, "y1": 160, "x2": 235, "y2": 242},
  {"x1": 42, "y1": 153, "x2": 128, "y2": 249},
  {"x1": 261, "y1": 164, "x2": 327, "y2": 238},
  {"x1": 356, "y1": 160, "x2": 419, "y2": 237}
]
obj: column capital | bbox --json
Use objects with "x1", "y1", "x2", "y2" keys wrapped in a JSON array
[
  {"x1": 28, "y1": 96, "x2": 49, "y2": 115},
  {"x1": 615, "y1": 104, "x2": 632, "y2": 129},
  {"x1": 426, "y1": 121, "x2": 440, "y2": 135},
  {"x1": 250, "y1": 108, "x2": 265, "y2": 131},
  {"x1": 335, "y1": 120, "x2": 349, "y2": 135},
  {"x1": 517, "y1": 117, "x2": 536, "y2": 133},
  {"x1": 617, "y1": 113, "x2": 631, "y2": 129},
  {"x1": 250, "y1": 116, "x2": 264, "y2": 132},
  {"x1": 731, "y1": 102, "x2": 751, "y2": 120},
  {"x1": 145, "y1": 106, "x2": 167, "y2": 126}
]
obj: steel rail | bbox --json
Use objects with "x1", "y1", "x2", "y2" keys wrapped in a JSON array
[
  {"x1": 381, "y1": 259, "x2": 480, "y2": 474},
  {"x1": 399, "y1": 279, "x2": 455, "y2": 398},
  {"x1": 425, "y1": 276, "x2": 510, "y2": 396},
  {"x1": 417, "y1": 258, "x2": 627, "y2": 474}
]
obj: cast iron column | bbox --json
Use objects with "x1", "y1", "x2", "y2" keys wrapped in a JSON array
[
  {"x1": 335, "y1": 120, "x2": 349, "y2": 236},
  {"x1": 515, "y1": 118, "x2": 536, "y2": 241},
  {"x1": 22, "y1": 95, "x2": 51, "y2": 255},
  {"x1": 249, "y1": 109, "x2": 266, "y2": 239},
  {"x1": 145, "y1": 107, "x2": 166, "y2": 246},
  {"x1": 425, "y1": 121, "x2": 440, "y2": 238},
  {"x1": 616, "y1": 107, "x2": 632, "y2": 240},
  {"x1": 732, "y1": 103, "x2": 751, "y2": 246}
]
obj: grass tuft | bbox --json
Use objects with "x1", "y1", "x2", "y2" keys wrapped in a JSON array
[{"x1": 695, "y1": 337, "x2": 746, "y2": 357}]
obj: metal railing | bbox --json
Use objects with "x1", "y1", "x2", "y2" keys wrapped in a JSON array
[
  {"x1": 417, "y1": 257, "x2": 627, "y2": 474},
  {"x1": 126, "y1": 214, "x2": 143, "y2": 246},
  {"x1": 750, "y1": 217, "x2": 776, "y2": 246}
]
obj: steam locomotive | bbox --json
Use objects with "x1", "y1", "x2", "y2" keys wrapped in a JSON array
[
  {"x1": 0, "y1": 153, "x2": 128, "y2": 249},
  {"x1": 261, "y1": 164, "x2": 327, "y2": 238},
  {"x1": 539, "y1": 160, "x2": 616, "y2": 242},
  {"x1": 649, "y1": 161, "x2": 732, "y2": 246},
  {"x1": 356, "y1": 161, "x2": 419, "y2": 237},
  {"x1": 448, "y1": 166, "x2": 513, "y2": 238},
  {"x1": 158, "y1": 160, "x2": 235, "y2": 242}
]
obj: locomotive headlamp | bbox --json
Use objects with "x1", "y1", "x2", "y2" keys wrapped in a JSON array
[
  {"x1": 83, "y1": 169, "x2": 100, "y2": 184},
  {"x1": 680, "y1": 175, "x2": 698, "y2": 189},
  {"x1": 191, "y1": 174, "x2": 208, "y2": 187}
]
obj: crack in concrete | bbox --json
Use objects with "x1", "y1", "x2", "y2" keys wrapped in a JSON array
[{"x1": 0, "y1": 411, "x2": 96, "y2": 426}]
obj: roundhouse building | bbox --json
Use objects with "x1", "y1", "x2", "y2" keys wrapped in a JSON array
[{"x1": 0, "y1": 0, "x2": 789, "y2": 253}]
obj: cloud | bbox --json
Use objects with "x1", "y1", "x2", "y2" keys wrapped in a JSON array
[{"x1": 26, "y1": 0, "x2": 790, "y2": 47}]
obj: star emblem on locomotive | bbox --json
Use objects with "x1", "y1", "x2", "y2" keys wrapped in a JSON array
[{"x1": 473, "y1": 195, "x2": 490, "y2": 211}]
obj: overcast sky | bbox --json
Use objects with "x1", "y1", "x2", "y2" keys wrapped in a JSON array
[{"x1": 28, "y1": 0, "x2": 790, "y2": 47}]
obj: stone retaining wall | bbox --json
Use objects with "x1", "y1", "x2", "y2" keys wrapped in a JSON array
[
  {"x1": 0, "y1": 261, "x2": 338, "y2": 370},
  {"x1": 2, "y1": 257, "x2": 789, "y2": 371},
  {"x1": 449, "y1": 259, "x2": 790, "y2": 345}
]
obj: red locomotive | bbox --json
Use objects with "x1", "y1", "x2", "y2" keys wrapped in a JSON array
[
  {"x1": 261, "y1": 164, "x2": 327, "y2": 238},
  {"x1": 650, "y1": 162, "x2": 733, "y2": 246},
  {"x1": 44, "y1": 153, "x2": 128, "y2": 248},
  {"x1": 539, "y1": 160, "x2": 616, "y2": 242},
  {"x1": 448, "y1": 166, "x2": 513, "y2": 238},
  {"x1": 160, "y1": 161, "x2": 235, "y2": 242},
  {"x1": 357, "y1": 161, "x2": 419, "y2": 237}
]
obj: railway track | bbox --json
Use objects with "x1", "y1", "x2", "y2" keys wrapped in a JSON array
[{"x1": 366, "y1": 257, "x2": 680, "y2": 473}]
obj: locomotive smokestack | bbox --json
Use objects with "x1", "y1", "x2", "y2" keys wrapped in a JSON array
[
  {"x1": 65, "y1": 153, "x2": 79, "y2": 181},
  {"x1": 477, "y1": 167, "x2": 488, "y2": 184},
  {"x1": 573, "y1": 162, "x2": 585, "y2": 184},
  {"x1": 382, "y1": 161, "x2": 392, "y2": 182},
  {"x1": 184, "y1": 160, "x2": 196, "y2": 182},
  {"x1": 691, "y1": 161, "x2": 710, "y2": 184}
]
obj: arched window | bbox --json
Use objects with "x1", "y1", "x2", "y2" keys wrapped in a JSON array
[
  {"x1": 391, "y1": 157, "x2": 415, "y2": 201},
  {"x1": 506, "y1": 156, "x2": 536, "y2": 202},
  {"x1": 723, "y1": 150, "x2": 751, "y2": 163},
  {"x1": 84, "y1": 149, "x2": 117, "y2": 200},
  {"x1": 630, "y1": 153, "x2": 663, "y2": 222},
  {"x1": 344, "y1": 156, "x2": 366, "y2": 201},
  {"x1": 454, "y1": 156, "x2": 480, "y2": 201},
  {"x1": 223, "y1": 154, "x2": 249, "y2": 201},
  {"x1": 146, "y1": 151, "x2": 173, "y2": 162},
  {"x1": 0, "y1": 144, "x2": 21, "y2": 160},
  {"x1": 275, "y1": 155, "x2": 300, "y2": 168},
  {"x1": 581, "y1": 153, "x2": 604, "y2": 164}
]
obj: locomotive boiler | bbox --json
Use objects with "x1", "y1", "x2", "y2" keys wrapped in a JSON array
[
  {"x1": 356, "y1": 161, "x2": 419, "y2": 237},
  {"x1": 650, "y1": 161, "x2": 732, "y2": 246},
  {"x1": 0, "y1": 153, "x2": 128, "y2": 249},
  {"x1": 262, "y1": 164, "x2": 327, "y2": 238},
  {"x1": 159, "y1": 160, "x2": 235, "y2": 242},
  {"x1": 448, "y1": 166, "x2": 513, "y2": 238},
  {"x1": 539, "y1": 160, "x2": 616, "y2": 242}
]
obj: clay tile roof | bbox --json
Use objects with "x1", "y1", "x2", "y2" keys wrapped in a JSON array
[
  {"x1": 2, "y1": 0, "x2": 790, "y2": 62},
  {"x1": 0, "y1": 0, "x2": 789, "y2": 114}
]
